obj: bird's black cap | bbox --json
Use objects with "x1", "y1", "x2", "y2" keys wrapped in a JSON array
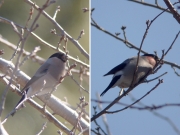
[
  {"x1": 143, "y1": 54, "x2": 159, "y2": 61},
  {"x1": 49, "y1": 52, "x2": 68, "y2": 62}
]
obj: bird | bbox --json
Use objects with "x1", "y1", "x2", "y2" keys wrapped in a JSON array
[
  {"x1": 13, "y1": 52, "x2": 68, "y2": 113},
  {"x1": 100, "y1": 54, "x2": 159, "y2": 96}
]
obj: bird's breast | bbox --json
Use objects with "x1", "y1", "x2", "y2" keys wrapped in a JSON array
[
  {"x1": 117, "y1": 75, "x2": 133, "y2": 88},
  {"x1": 27, "y1": 73, "x2": 59, "y2": 97}
]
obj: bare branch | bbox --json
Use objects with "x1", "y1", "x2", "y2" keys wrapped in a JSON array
[
  {"x1": 128, "y1": 0, "x2": 172, "y2": 14},
  {"x1": 0, "y1": 16, "x2": 89, "y2": 68},
  {"x1": 92, "y1": 99, "x2": 180, "y2": 110},
  {"x1": 0, "y1": 36, "x2": 89, "y2": 76},
  {"x1": 96, "y1": 93, "x2": 112, "y2": 135},
  {"x1": 1, "y1": 77, "x2": 71, "y2": 134},
  {"x1": 25, "y1": 0, "x2": 89, "y2": 60},
  {"x1": 144, "y1": 72, "x2": 167, "y2": 83},
  {"x1": 36, "y1": 122, "x2": 47, "y2": 135},
  {"x1": 164, "y1": 31, "x2": 180, "y2": 56},
  {"x1": 91, "y1": 10, "x2": 180, "y2": 70},
  {"x1": 77, "y1": 29, "x2": 85, "y2": 40},
  {"x1": 164, "y1": 0, "x2": 180, "y2": 24},
  {"x1": 0, "y1": 58, "x2": 89, "y2": 134},
  {"x1": 171, "y1": 66, "x2": 180, "y2": 77},
  {"x1": 106, "y1": 79, "x2": 163, "y2": 114},
  {"x1": 53, "y1": 6, "x2": 60, "y2": 20}
]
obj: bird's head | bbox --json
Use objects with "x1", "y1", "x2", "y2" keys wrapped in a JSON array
[
  {"x1": 49, "y1": 52, "x2": 68, "y2": 63},
  {"x1": 142, "y1": 53, "x2": 159, "y2": 67}
]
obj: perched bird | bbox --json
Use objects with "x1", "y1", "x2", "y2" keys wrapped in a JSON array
[
  {"x1": 13, "y1": 52, "x2": 68, "y2": 112},
  {"x1": 100, "y1": 54, "x2": 159, "y2": 96}
]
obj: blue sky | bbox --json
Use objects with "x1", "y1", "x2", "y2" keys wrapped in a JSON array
[{"x1": 91, "y1": 1, "x2": 180, "y2": 135}]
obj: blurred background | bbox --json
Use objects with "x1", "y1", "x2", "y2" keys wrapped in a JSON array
[
  {"x1": 91, "y1": 0, "x2": 180, "y2": 135},
  {"x1": 0, "y1": 0, "x2": 89, "y2": 135}
]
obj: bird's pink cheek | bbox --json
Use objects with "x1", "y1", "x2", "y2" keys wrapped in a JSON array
[{"x1": 147, "y1": 57, "x2": 156, "y2": 67}]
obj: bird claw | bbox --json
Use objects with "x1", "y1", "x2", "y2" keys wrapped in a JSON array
[{"x1": 119, "y1": 89, "x2": 128, "y2": 96}]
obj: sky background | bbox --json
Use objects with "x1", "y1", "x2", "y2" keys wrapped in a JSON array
[{"x1": 91, "y1": 1, "x2": 180, "y2": 135}]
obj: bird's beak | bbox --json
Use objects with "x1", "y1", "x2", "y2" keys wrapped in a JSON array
[
  {"x1": 61, "y1": 54, "x2": 68, "y2": 62},
  {"x1": 65, "y1": 55, "x2": 68, "y2": 60}
]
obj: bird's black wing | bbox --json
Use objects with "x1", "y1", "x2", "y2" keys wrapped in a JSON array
[
  {"x1": 100, "y1": 75, "x2": 121, "y2": 96},
  {"x1": 104, "y1": 59, "x2": 130, "y2": 76}
]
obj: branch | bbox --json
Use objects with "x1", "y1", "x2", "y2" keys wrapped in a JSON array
[
  {"x1": 91, "y1": 14, "x2": 180, "y2": 70},
  {"x1": 164, "y1": 0, "x2": 180, "y2": 24},
  {"x1": 25, "y1": 0, "x2": 89, "y2": 60},
  {"x1": 0, "y1": 16, "x2": 89, "y2": 68},
  {"x1": 171, "y1": 66, "x2": 180, "y2": 77},
  {"x1": 92, "y1": 99, "x2": 180, "y2": 110},
  {"x1": 0, "y1": 36, "x2": 89, "y2": 76},
  {"x1": 144, "y1": 72, "x2": 167, "y2": 83},
  {"x1": 1, "y1": 77, "x2": 71, "y2": 134},
  {"x1": 164, "y1": 30, "x2": 180, "y2": 56},
  {"x1": 91, "y1": 69, "x2": 152, "y2": 121},
  {"x1": 106, "y1": 79, "x2": 163, "y2": 113},
  {"x1": 96, "y1": 94, "x2": 111, "y2": 135},
  {"x1": 128, "y1": 94, "x2": 180, "y2": 135},
  {"x1": 128, "y1": 0, "x2": 172, "y2": 14},
  {"x1": 0, "y1": 58, "x2": 89, "y2": 135}
]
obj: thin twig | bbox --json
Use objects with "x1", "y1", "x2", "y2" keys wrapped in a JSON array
[
  {"x1": 0, "y1": 77, "x2": 71, "y2": 134},
  {"x1": 91, "y1": 99, "x2": 180, "y2": 110},
  {"x1": 19, "y1": 46, "x2": 41, "y2": 67},
  {"x1": 91, "y1": 8, "x2": 180, "y2": 69},
  {"x1": 164, "y1": 31, "x2": 180, "y2": 56},
  {"x1": 164, "y1": 0, "x2": 180, "y2": 24},
  {"x1": 36, "y1": 122, "x2": 47, "y2": 135},
  {"x1": 53, "y1": 6, "x2": 60, "y2": 20},
  {"x1": 128, "y1": 94, "x2": 180, "y2": 135},
  {"x1": 128, "y1": 0, "x2": 172, "y2": 14},
  {"x1": 96, "y1": 93, "x2": 112, "y2": 135},
  {"x1": 0, "y1": 0, "x2": 51, "y2": 118},
  {"x1": 0, "y1": 36, "x2": 89, "y2": 76},
  {"x1": 144, "y1": 72, "x2": 167, "y2": 83},
  {"x1": 0, "y1": 16, "x2": 89, "y2": 68},
  {"x1": 77, "y1": 29, "x2": 85, "y2": 40},
  {"x1": 92, "y1": 107, "x2": 108, "y2": 135},
  {"x1": 106, "y1": 79, "x2": 163, "y2": 113},
  {"x1": 25, "y1": 0, "x2": 89, "y2": 60},
  {"x1": 171, "y1": 66, "x2": 180, "y2": 77}
]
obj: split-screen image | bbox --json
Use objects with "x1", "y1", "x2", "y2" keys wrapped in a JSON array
[{"x1": 0, "y1": 1, "x2": 180, "y2": 135}]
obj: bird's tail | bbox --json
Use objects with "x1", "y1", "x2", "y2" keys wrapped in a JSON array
[
  {"x1": 15, "y1": 94, "x2": 27, "y2": 110},
  {"x1": 11, "y1": 92, "x2": 27, "y2": 116},
  {"x1": 100, "y1": 75, "x2": 121, "y2": 96},
  {"x1": 100, "y1": 80, "x2": 114, "y2": 96},
  {"x1": 100, "y1": 88, "x2": 109, "y2": 96}
]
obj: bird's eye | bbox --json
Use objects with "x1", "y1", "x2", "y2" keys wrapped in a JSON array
[{"x1": 62, "y1": 55, "x2": 68, "y2": 62}]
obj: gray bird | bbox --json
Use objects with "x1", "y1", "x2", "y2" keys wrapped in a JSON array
[
  {"x1": 14, "y1": 52, "x2": 68, "y2": 111},
  {"x1": 100, "y1": 54, "x2": 159, "y2": 96}
]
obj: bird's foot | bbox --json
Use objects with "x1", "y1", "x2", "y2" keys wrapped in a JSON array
[
  {"x1": 123, "y1": 90, "x2": 128, "y2": 96},
  {"x1": 119, "y1": 89, "x2": 128, "y2": 96}
]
